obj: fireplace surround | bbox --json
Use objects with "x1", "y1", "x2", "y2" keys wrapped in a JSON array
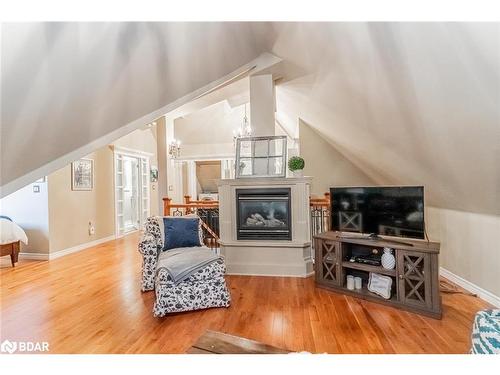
[
  {"x1": 217, "y1": 177, "x2": 314, "y2": 277},
  {"x1": 236, "y1": 188, "x2": 291, "y2": 240}
]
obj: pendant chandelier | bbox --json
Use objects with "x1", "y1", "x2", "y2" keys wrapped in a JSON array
[{"x1": 233, "y1": 103, "x2": 252, "y2": 139}]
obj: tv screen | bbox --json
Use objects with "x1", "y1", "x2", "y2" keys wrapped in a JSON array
[{"x1": 330, "y1": 186, "x2": 425, "y2": 239}]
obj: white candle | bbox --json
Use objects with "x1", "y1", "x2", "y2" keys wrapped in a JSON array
[
  {"x1": 347, "y1": 275, "x2": 355, "y2": 290},
  {"x1": 354, "y1": 277, "x2": 362, "y2": 290}
]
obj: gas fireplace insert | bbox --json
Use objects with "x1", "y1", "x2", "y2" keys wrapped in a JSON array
[{"x1": 236, "y1": 188, "x2": 291, "y2": 240}]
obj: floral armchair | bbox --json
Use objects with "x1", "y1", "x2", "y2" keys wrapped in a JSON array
[{"x1": 138, "y1": 216, "x2": 231, "y2": 317}]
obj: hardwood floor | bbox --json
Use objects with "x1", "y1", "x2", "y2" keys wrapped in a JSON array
[{"x1": 0, "y1": 233, "x2": 490, "y2": 354}]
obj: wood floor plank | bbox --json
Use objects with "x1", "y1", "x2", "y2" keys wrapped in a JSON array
[{"x1": 0, "y1": 232, "x2": 491, "y2": 354}]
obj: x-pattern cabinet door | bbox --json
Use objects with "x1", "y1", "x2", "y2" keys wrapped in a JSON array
[
  {"x1": 397, "y1": 250, "x2": 432, "y2": 310},
  {"x1": 317, "y1": 240, "x2": 342, "y2": 286}
]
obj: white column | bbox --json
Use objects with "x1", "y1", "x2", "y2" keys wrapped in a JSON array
[
  {"x1": 249, "y1": 74, "x2": 276, "y2": 136},
  {"x1": 156, "y1": 116, "x2": 168, "y2": 214},
  {"x1": 186, "y1": 160, "x2": 197, "y2": 200}
]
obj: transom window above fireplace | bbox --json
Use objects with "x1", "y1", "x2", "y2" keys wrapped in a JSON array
[{"x1": 236, "y1": 188, "x2": 291, "y2": 240}]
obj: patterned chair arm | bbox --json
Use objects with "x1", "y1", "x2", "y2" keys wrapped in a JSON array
[{"x1": 138, "y1": 232, "x2": 161, "y2": 291}]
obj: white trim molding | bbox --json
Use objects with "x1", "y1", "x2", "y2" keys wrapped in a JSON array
[
  {"x1": 49, "y1": 235, "x2": 117, "y2": 260},
  {"x1": 440, "y1": 267, "x2": 500, "y2": 308},
  {"x1": 109, "y1": 145, "x2": 154, "y2": 158},
  {"x1": 19, "y1": 252, "x2": 50, "y2": 261},
  {"x1": 174, "y1": 154, "x2": 235, "y2": 161},
  {"x1": 20, "y1": 235, "x2": 116, "y2": 261}
]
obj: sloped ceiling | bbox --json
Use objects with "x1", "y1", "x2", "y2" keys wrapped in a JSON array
[
  {"x1": 1, "y1": 22, "x2": 274, "y2": 193},
  {"x1": 272, "y1": 22, "x2": 500, "y2": 215},
  {"x1": 2, "y1": 22, "x2": 499, "y2": 216}
]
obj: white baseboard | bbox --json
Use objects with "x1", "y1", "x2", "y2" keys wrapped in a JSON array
[
  {"x1": 19, "y1": 252, "x2": 50, "y2": 261},
  {"x1": 49, "y1": 235, "x2": 116, "y2": 260},
  {"x1": 20, "y1": 235, "x2": 117, "y2": 261},
  {"x1": 440, "y1": 267, "x2": 500, "y2": 308}
]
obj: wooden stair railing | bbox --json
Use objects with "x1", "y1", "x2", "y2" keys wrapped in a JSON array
[
  {"x1": 162, "y1": 193, "x2": 331, "y2": 251},
  {"x1": 309, "y1": 192, "x2": 331, "y2": 241},
  {"x1": 309, "y1": 192, "x2": 330, "y2": 207},
  {"x1": 184, "y1": 195, "x2": 219, "y2": 206},
  {"x1": 163, "y1": 197, "x2": 218, "y2": 216},
  {"x1": 163, "y1": 197, "x2": 221, "y2": 249}
]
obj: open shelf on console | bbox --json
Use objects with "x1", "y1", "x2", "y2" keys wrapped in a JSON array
[
  {"x1": 342, "y1": 261, "x2": 396, "y2": 277},
  {"x1": 341, "y1": 268, "x2": 398, "y2": 303},
  {"x1": 343, "y1": 280, "x2": 399, "y2": 303}
]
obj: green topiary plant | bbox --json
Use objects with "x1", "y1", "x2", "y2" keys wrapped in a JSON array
[{"x1": 288, "y1": 156, "x2": 305, "y2": 172}]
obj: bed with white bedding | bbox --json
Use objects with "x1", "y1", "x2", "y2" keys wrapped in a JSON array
[{"x1": 0, "y1": 217, "x2": 28, "y2": 267}]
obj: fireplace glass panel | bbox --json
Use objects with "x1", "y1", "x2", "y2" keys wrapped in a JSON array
[
  {"x1": 239, "y1": 201, "x2": 289, "y2": 229},
  {"x1": 236, "y1": 188, "x2": 291, "y2": 240}
]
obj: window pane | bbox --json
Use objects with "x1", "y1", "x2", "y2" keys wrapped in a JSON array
[
  {"x1": 270, "y1": 138, "x2": 284, "y2": 156},
  {"x1": 239, "y1": 140, "x2": 252, "y2": 157},
  {"x1": 238, "y1": 158, "x2": 253, "y2": 176},
  {"x1": 253, "y1": 157, "x2": 269, "y2": 176},
  {"x1": 253, "y1": 139, "x2": 269, "y2": 157},
  {"x1": 269, "y1": 156, "x2": 283, "y2": 176}
]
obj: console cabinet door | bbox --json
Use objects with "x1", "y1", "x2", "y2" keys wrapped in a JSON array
[
  {"x1": 397, "y1": 250, "x2": 432, "y2": 310},
  {"x1": 316, "y1": 240, "x2": 342, "y2": 286}
]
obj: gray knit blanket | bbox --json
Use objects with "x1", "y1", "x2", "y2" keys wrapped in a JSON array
[{"x1": 156, "y1": 246, "x2": 220, "y2": 284}]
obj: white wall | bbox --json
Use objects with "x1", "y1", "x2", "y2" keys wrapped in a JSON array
[
  {"x1": 299, "y1": 119, "x2": 376, "y2": 196},
  {"x1": 426, "y1": 207, "x2": 500, "y2": 299},
  {"x1": 0, "y1": 182, "x2": 49, "y2": 254},
  {"x1": 173, "y1": 101, "x2": 248, "y2": 155}
]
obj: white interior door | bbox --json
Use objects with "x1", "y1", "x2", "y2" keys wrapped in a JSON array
[
  {"x1": 122, "y1": 156, "x2": 140, "y2": 233},
  {"x1": 115, "y1": 151, "x2": 151, "y2": 236},
  {"x1": 140, "y1": 157, "x2": 150, "y2": 225}
]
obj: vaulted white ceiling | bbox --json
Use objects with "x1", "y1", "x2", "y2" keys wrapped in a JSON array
[
  {"x1": 1, "y1": 22, "x2": 274, "y2": 195},
  {"x1": 272, "y1": 22, "x2": 500, "y2": 215},
  {"x1": 2, "y1": 22, "x2": 499, "y2": 216}
]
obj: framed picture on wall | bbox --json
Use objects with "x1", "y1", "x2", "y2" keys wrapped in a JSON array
[{"x1": 71, "y1": 158, "x2": 94, "y2": 191}]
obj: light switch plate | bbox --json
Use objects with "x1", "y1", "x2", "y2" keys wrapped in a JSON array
[{"x1": 33, "y1": 185, "x2": 40, "y2": 193}]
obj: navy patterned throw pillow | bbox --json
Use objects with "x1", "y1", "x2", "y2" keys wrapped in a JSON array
[{"x1": 162, "y1": 217, "x2": 202, "y2": 251}]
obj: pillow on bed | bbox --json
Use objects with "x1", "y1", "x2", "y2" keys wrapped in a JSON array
[{"x1": 162, "y1": 217, "x2": 202, "y2": 251}]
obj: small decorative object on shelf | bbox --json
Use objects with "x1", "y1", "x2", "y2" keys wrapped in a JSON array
[
  {"x1": 354, "y1": 276, "x2": 362, "y2": 290},
  {"x1": 368, "y1": 272, "x2": 392, "y2": 299},
  {"x1": 346, "y1": 275, "x2": 355, "y2": 290},
  {"x1": 381, "y1": 247, "x2": 396, "y2": 269},
  {"x1": 288, "y1": 156, "x2": 305, "y2": 177}
]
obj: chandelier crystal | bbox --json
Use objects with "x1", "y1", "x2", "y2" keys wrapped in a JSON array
[{"x1": 233, "y1": 103, "x2": 252, "y2": 140}]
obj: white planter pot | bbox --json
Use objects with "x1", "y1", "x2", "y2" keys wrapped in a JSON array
[{"x1": 292, "y1": 170, "x2": 304, "y2": 178}]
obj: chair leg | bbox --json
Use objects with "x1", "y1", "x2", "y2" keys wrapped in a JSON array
[{"x1": 10, "y1": 252, "x2": 16, "y2": 267}]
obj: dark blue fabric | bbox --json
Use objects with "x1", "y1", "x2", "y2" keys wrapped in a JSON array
[
  {"x1": 0, "y1": 215, "x2": 12, "y2": 222},
  {"x1": 163, "y1": 217, "x2": 201, "y2": 251}
]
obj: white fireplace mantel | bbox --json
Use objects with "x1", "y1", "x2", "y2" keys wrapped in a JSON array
[{"x1": 216, "y1": 176, "x2": 314, "y2": 277}]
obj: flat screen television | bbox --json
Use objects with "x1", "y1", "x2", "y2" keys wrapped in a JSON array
[{"x1": 330, "y1": 186, "x2": 425, "y2": 240}]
